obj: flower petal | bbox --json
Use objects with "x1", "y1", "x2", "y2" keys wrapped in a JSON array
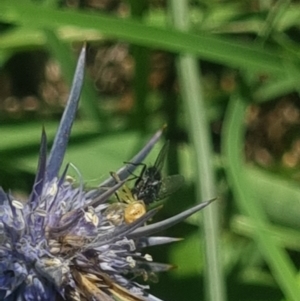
[
  {"x1": 137, "y1": 237, "x2": 182, "y2": 248},
  {"x1": 29, "y1": 128, "x2": 47, "y2": 207},
  {"x1": 128, "y1": 199, "x2": 215, "y2": 238},
  {"x1": 46, "y1": 45, "x2": 86, "y2": 182},
  {"x1": 99, "y1": 126, "x2": 166, "y2": 189}
]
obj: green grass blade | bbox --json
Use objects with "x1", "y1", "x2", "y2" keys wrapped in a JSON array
[
  {"x1": 0, "y1": 0, "x2": 296, "y2": 75},
  {"x1": 246, "y1": 166, "x2": 300, "y2": 229},
  {"x1": 222, "y1": 89, "x2": 300, "y2": 301},
  {"x1": 169, "y1": 1, "x2": 226, "y2": 301},
  {"x1": 232, "y1": 215, "x2": 300, "y2": 251}
]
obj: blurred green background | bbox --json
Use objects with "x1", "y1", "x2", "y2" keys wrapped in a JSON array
[{"x1": 2, "y1": 0, "x2": 300, "y2": 300}]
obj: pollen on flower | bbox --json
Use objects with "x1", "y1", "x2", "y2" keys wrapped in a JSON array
[
  {"x1": 84, "y1": 207, "x2": 99, "y2": 226},
  {"x1": 11, "y1": 199, "x2": 24, "y2": 209},
  {"x1": 126, "y1": 256, "x2": 136, "y2": 268},
  {"x1": 65, "y1": 175, "x2": 76, "y2": 183},
  {"x1": 144, "y1": 254, "x2": 153, "y2": 262},
  {"x1": 47, "y1": 182, "x2": 58, "y2": 196}
]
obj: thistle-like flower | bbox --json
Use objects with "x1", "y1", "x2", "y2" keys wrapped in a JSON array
[{"x1": 0, "y1": 46, "x2": 213, "y2": 301}]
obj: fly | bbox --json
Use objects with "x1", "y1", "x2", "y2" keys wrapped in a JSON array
[{"x1": 130, "y1": 141, "x2": 184, "y2": 205}]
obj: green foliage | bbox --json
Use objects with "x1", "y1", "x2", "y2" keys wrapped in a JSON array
[{"x1": 1, "y1": 1, "x2": 300, "y2": 301}]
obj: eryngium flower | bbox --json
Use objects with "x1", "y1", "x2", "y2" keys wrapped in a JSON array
[{"x1": 0, "y1": 46, "x2": 213, "y2": 301}]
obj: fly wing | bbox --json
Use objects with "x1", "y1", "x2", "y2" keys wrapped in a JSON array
[
  {"x1": 157, "y1": 174, "x2": 185, "y2": 201},
  {"x1": 153, "y1": 141, "x2": 169, "y2": 172}
]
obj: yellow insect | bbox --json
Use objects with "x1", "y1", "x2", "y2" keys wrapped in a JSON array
[{"x1": 105, "y1": 172, "x2": 146, "y2": 225}]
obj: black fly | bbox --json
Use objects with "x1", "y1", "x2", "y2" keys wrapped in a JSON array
[{"x1": 130, "y1": 141, "x2": 184, "y2": 205}]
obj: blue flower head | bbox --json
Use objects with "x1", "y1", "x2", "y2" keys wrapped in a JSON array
[{"x1": 0, "y1": 45, "x2": 212, "y2": 301}]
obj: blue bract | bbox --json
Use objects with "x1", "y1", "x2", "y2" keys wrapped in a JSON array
[{"x1": 0, "y1": 45, "x2": 213, "y2": 301}]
